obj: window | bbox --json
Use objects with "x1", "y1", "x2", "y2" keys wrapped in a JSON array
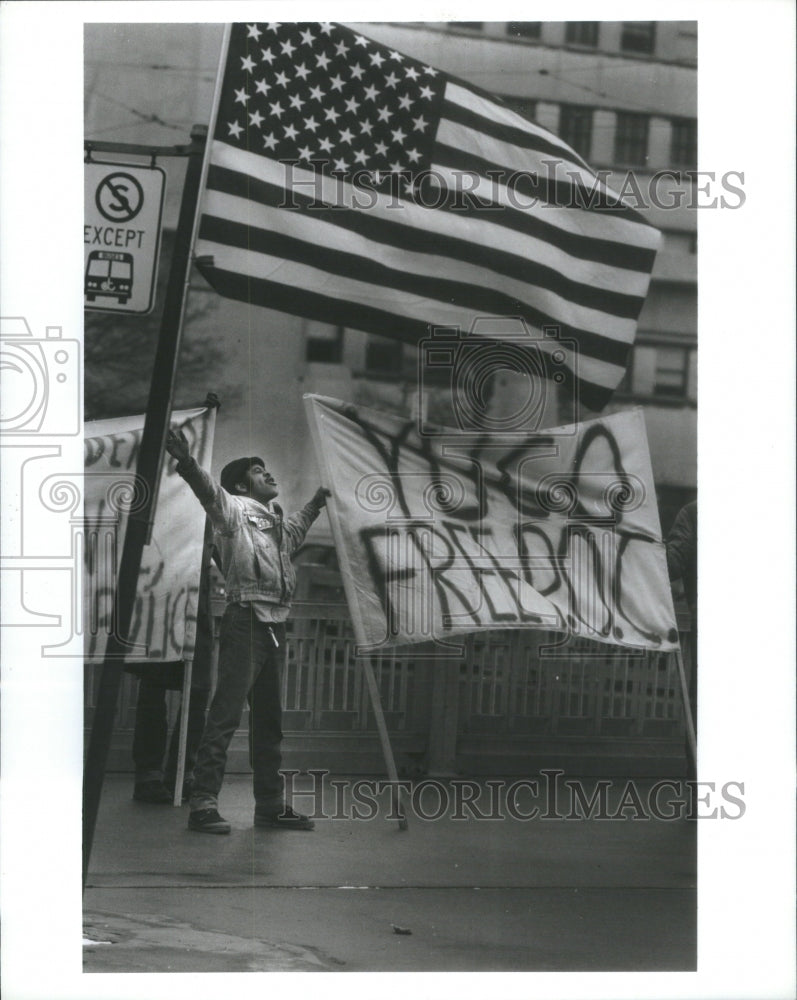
[
  {"x1": 500, "y1": 96, "x2": 537, "y2": 123},
  {"x1": 365, "y1": 334, "x2": 404, "y2": 375},
  {"x1": 670, "y1": 118, "x2": 697, "y2": 169},
  {"x1": 305, "y1": 323, "x2": 343, "y2": 363},
  {"x1": 618, "y1": 342, "x2": 695, "y2": 401},
  {"x1": 453, "y1": 22, "x2": 483, "y2": 32},
  {"x1": 614, "y1": 112, "x2": 649, "y2": 165},
  {"x1": 675, "y1": 21, "x2": 698, "y2": 64},
  {"x1": 653, "y1": 346, "x2": 689, "y2": 397},
  {"x1": 621, "y1": 22, "x2": 656, "y2": 54},
  {"x1": 110, "y1": 260, "x2": 131, "y2": 279},
  {"x1": 87, "y1": 258, "x2": 109, "y2": 277},
  {"x1": 559, "y1": 105, "x2": 593, "y2": 160},
  {"x1": 565, "y1": 22, "x2": 599, "y2": 47},
  {"x1": 507, "y1": 22, "x2": 542, "y2": 40}
]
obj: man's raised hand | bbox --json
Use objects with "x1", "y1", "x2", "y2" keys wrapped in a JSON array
[
  {"x1": 312, "y1": 487, "x2": 331, "y2": 509},
  {"x1": 166, "y1": 428, "x2": 191, "y2": 464}
]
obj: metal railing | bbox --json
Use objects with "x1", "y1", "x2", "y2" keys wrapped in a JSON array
[{"x1": 86, "y1": 603, "x2": 690, "y2": 751}]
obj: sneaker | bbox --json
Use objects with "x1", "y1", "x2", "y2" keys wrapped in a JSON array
[
  {"x1": 133, "y1": 780, "x2": 172, "y2": 804},
  {"x1": 188, "y1": 808, "x2": 231, "y2": 834},
  {"x1": 254, "y1": 805, "x2": 314, "y2": 831}
]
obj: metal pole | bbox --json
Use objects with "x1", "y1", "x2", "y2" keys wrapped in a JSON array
[
  {"x1": 361, "y1": 657, "x2": 408, "y2": 830},
  {"x1": 173, "y1": 659, "x2": 193, "y2": 807},
  {"x1": 674, "y1": 647, "x2": 697, "y2": 771},
  {"x1": 82, "y1": 125, "x2": 208, "y2": 887}
]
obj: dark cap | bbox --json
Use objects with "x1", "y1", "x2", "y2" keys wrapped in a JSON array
[{"x1": 220, "y1": 456, "x2": 265, "y2": 495}]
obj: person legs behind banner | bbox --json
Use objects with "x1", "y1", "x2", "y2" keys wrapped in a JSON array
[
  {"x1": 131, "y1": 671, "x2": 174, "y2": 803},
  {"x1": 131, "y1": 665, "x2": 210, "y2": 804},
  {"x1": 130, "y1": 586, "x2": 214, "y2": 804},
  {"x1": 164, "y1": 594, "x2": 215, "y2": 800}
]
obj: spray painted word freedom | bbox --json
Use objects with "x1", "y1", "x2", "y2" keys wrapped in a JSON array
[{"x1": 306, "y1": 396, "x2": 677, "y2": 652}]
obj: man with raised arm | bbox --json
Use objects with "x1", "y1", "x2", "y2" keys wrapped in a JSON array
[{"x1": 166, "y1": 427, "x2": 328, "y2": 834}]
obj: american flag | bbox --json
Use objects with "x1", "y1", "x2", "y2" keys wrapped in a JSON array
[{"x1": 196, "y1": 22, "x2": 661, "y2": 410}]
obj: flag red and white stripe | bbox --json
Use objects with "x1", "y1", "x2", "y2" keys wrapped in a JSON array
[{"x1": 196, "y1": 22, "x2": 661, "y2": 410}]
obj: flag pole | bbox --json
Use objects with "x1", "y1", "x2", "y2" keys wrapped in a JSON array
[
  {"x1": 303, "y1": 395, "x2": 408, "y2": 830},
  {"x1": 191, "y1": 23, "x2": 231, "y2": 252}
]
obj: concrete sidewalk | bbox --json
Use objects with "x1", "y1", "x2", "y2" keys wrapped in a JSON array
[{"x1": 83, "y1": 773, "x2": 696, "y2": 972}]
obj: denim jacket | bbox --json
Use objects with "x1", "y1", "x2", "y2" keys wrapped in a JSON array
[{"x1": 176, "y1": 457, "x2": 321, "y2": 606}]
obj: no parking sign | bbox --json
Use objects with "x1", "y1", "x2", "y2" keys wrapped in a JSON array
[{"x1": 84, "y1": 161, "x2": 165, "y2": 314}]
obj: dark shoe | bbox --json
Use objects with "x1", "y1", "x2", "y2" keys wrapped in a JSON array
[
  {"x1": 188, "y1": 808, "x2": 231, "y2": 834},
  {"x1": 254, "y1": 805, "x2": 314, "y2": 830},
  {"x1": 133, "y1": 780, "x2": 172, "y2": 804}
]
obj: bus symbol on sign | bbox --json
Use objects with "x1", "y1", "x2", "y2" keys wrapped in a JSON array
[
  {"x1": 84, "y1": 161, "x2": 165, "y2": 315},
  {"x1": 85, "y1": 250, "x2": 134, "y2": 304}
]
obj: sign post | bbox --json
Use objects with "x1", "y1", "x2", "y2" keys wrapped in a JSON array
[{"x1": 84, "y1": 161, "x2": 166, "y2": 314}]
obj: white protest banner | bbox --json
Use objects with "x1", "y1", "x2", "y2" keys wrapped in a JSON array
[
  {"x1": 83, "y1": 405, "x2": 217, "y2": 661},
  {"x1": 305, "y1": 395, "x2": 678, "y2": 653}
]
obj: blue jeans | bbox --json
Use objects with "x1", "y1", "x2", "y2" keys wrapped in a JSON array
[{"x1": 189, "y1": 604, "x2": 285, "y2": 812}]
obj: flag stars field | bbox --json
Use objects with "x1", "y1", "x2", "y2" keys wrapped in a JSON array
[{"x1": 215, "y1": 24, "x2": 444, "y2": 182}]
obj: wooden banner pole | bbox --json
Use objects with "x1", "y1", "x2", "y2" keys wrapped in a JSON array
[
  {"x1": 169, "y1": 410, "x2": 218, "y2": 808},
  {"x1": 674, "y1": 647, "x2": 697, "y2": 771},
  {"x1": 361, "y1": 657, "x2": 408, "y2": 830},
  {"x1": 303, "y1": 395, "x2": 407, "y2": 830},
  {"x1": 172, "y1": 659, "x2": 193, "y2": 807}
]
